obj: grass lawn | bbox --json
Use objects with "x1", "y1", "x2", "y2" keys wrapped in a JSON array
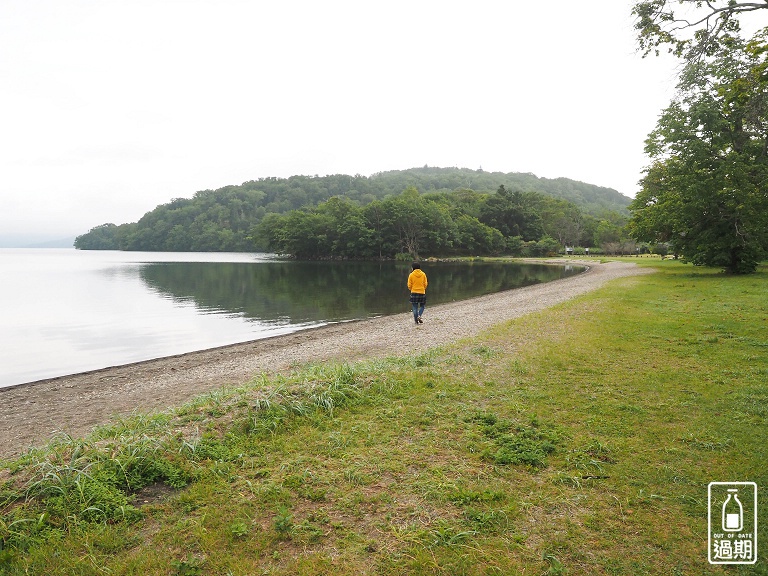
[{"x1": 1, "y1": 259, "x2": 766, "y2": 575}]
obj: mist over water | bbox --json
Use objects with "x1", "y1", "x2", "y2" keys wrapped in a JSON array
[{"x1": 0, "y1": 249, "x2": 583, "y2": 388}]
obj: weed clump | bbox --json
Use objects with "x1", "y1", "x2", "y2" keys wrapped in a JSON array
[
  {"x1": 0, "y1": 430, "x2": 192, "y2": 553},
  {"x1": 468, "y1": 412, "x2": 560, "y2": 468}
]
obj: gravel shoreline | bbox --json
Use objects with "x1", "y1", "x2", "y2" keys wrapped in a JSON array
[{"x1": 0, "y1": 259, "x2": 652, "y2": 459}]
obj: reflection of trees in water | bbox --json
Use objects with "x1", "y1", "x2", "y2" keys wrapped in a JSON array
[{"x1": 139, "y1": 261, "x2": 583, "y2": 324}]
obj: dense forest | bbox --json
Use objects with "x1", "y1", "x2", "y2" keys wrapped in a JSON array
[{"x1": 74, "y1": 166, "x2": 632, "y2": 257}]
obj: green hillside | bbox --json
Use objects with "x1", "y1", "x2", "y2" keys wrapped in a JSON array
[
  {"x1": 74, "y1": 167, "x2": 631, "y2": 254},
  {"x1": 369, "y1": 167, "x2": 631, "y2": 214}
]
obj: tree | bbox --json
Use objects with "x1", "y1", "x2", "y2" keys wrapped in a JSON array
[
  {"x1": 537, "y1": 197, "x2": 586, "y2": 247},
  {"x1": 629, "y1": 31, "x2": 768, "y2": 273},
  {"x1": 526, "y1": 236, "x2": 561, "y2": 257},
  {"x1": 633, "y1": 0, "x2": 768, "y2": 59},
  {"x1": 377, "y1": 187, "x2": 455, "y2": 259},
  {"x1": 316, "y1": 197, "x2": 376, "y2": 258},
  {"x1": 479, "y1": 186, "x2": 544, "y2": 241},
  {"x1": 453, "y1": 214, "x2": 506, "y2": 255},
  {"x1": 595, "y1": 219, "x2": 623, "y2": 246}
]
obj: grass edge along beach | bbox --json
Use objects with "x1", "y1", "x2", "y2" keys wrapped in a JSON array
[{"x1": 1, "y1": 259, "x2": 766, "y2": 575}]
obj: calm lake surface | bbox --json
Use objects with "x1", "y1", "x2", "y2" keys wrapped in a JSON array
[{"x1": 0, "y1": 249, "x2": 583, "y2": 388}]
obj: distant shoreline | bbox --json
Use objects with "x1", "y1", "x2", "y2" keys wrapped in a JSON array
[{"x1": 0, "y1": 238, "x2": 76, "y2": 249}]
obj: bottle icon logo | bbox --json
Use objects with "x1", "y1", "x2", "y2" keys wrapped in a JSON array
[
  {"x1": 722, "y1": 488, "x2": 743, "y2": 532},
  {"x1": 708, "y1": 482, "x2": 757, "y2": 565}
]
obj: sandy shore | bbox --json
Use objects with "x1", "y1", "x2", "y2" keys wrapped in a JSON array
[{"x1": 0, "y1": 260, "x2": 652, "y2": 459}]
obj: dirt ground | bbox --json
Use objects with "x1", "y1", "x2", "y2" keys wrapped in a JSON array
[{"x1": 0, "y1": 260, "x2": 652, "y2": 459}]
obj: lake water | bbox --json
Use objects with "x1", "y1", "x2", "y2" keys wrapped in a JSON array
[{"x1": 0, "y1": 249, "x2": 583, "y2": 388}]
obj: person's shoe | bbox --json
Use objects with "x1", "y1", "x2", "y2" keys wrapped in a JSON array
[{"x1": 417, "y1": 316, "x2": 423, "y2": 324}]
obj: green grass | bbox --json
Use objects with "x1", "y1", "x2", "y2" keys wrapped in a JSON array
[{"x1": 1, "y1": 260, "x2": 766, "y2": 575}]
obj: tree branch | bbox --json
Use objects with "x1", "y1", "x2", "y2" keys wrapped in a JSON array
[{"x1": 634, "y1": 0, "x2": 768, "y2": 58}]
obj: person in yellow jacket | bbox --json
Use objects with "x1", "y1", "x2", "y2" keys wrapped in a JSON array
[{"x1": 407, "y1": 262, "x2": 428, "y2": 324}]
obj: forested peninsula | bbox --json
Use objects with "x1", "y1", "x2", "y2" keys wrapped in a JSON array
[{"x1": 74, "y1": 166, "x2": 632, "y2": 258}]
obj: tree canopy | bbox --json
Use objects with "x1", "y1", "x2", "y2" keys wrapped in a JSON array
[
  {"x1": 629, "y1": 28, "x2": 768, "y2": 273},
  {"x1": 258, "y1": 186, "x2": 622, "y2": 260},
  {"x1": 629, "y1": 0, "x2": 768, "y2": 273}
]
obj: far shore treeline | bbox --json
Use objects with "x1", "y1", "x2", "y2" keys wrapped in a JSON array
[{"x1": 74, "y1": 166, "x2": 632, "y2": 259}]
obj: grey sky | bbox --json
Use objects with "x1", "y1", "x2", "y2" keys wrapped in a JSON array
[{"x1": 0, "y1": 0, "x2": 679, "y2": 243}]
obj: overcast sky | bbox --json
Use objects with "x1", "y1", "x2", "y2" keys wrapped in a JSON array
[{"x1": 1, "y1": 0, "x2": 680, "y2": 243}]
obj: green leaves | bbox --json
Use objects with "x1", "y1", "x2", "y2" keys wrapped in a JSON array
[
  {"x1": 632, "y1": 1, "x2": 768, "y2": 61},
  {"x1": 629, "y1": 29, "x2": 768, "y2": 273}
]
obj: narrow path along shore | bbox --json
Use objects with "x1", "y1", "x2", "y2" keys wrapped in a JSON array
[{"x1": 0, "y1": 260, "x2": 653, "y2": 459}]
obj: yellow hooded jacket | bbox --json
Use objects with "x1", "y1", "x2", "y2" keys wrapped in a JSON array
[{"x1": 407, "y1": 269, "x2": 428, "y2": 294}]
